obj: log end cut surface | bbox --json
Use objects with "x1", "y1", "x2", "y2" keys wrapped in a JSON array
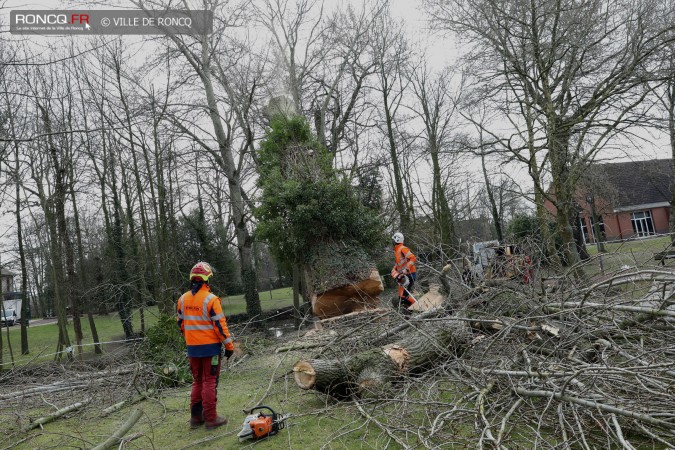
[
  {"x1": 293, "y1": 360, "x2": 317, "y2": 389},
  {"x1": 410, "y1": 284, "x2": 444, "y2": 312},
  {"x1": 383, "y1": 345, "x2": 409, "y2": 371}
]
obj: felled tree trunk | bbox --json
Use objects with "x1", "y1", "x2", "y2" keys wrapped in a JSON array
[
  {"x1": 294, "y1": 348, "x2": 396, "y2": 397},
  {"x1": 304, "y1": 241, "x2": 384, "y2": 319},
  {"x1": 293, "y1": 320, "x2": 472, "y2": 397},
  {"x1": 310, "y1": 268, "x2": 384, "y2": 318}
]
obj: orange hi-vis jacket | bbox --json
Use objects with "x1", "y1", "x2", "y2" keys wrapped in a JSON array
[
  {"x1": 393, "y1": 243, "x2": 417, "y2": 274},
  {"x1": 177, "y1": 285, "x2": 234, "y2": 358}
]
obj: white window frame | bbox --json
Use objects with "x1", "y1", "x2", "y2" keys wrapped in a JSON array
[{"x1": 631, "y1": 210, "x2": 655, "y2": 238}]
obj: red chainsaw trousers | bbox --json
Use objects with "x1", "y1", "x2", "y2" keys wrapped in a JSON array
[{"x1": 189, "y1": 355, "x2": 222, "y2": 421}]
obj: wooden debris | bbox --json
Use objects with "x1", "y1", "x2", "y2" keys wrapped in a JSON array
[
  {"x1": 91, "y1": 408, "x2": 144, "y2": 450},
  {"x1": 23, "y1": 398, "x2": 91, "y2": 432},
  {"x1": 409, "y1": 284, "x2": 444, "y2": 312},
  {"x1": 293, "y1": 320, "x2": 472, "y2": 396}
]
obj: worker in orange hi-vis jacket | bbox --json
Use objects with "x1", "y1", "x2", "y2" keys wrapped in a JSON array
[
  {"x1": 177, "y1": 262, "x2": 235, "y2": 430},
  {"x1": 390, "y1": 232, "x2": 417, "y2": 310}
]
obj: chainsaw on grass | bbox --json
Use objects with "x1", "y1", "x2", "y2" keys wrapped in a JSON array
[{"x1": 237, "y1": 406, "x2": 288, "y2": 442}]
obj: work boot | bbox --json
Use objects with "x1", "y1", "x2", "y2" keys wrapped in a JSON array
[
  {"x1": 190, "y1": 402, "x2": 204, "y2": 429},
  {"x1": 190, "y1": 415, "x2": 204, "y2": 429},
  {"x1": 205, "y1": 416, "x2": 228, "y2": 430}
]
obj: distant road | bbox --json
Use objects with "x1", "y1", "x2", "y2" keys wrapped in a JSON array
[{"x1": 25, "y1": 318, "x2": 57, "y2": 328}]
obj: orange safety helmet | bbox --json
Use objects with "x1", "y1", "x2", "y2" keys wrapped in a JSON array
[{"x1": 189, "y1": 262, "x2": 214, "y2": 281}]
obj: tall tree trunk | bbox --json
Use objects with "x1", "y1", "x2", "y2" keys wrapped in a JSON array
[
  {"x1": 38, "y1": 103, "x2": 83, "y2": 353},
  {"x1": 33, "y1": 105, "x2": 71, "y2": 359},
  {"x1": 5, "y1": 92, "x2": 31, "y2": 355},
  {"x1": 68, "y1": 160, "x2": 102, "y2": 354},
  {"x1": 113, "y1": 59, "x2": 153, "y2": 320},
  {"x1": 199, "y1": 45, "x2": 261, "y2": 323},
  {"x1": 523, "y1": 92, "x2": 561, "y2": 268},
  {"x1": 109, "y1": 145, "x2": 134, "y2": 340},
  {"x1": 668, "y1": 81, "x2": 675, "y2": 242},
  {"x1": 430, "y1": 142, "x2": 456, "y2": 255},
  {"x1": 547, "y1": 121, "x2": 581, "y2": 268},
  {"x1": 15, "y1": 147, "x2": 30, "y2": 355},
  {"x1": 71, "y1": 82, "x2": 103, "y2": 352},
  {"x1": 160, "y1": 29, "x2": 262, "y2": 319},
  {"x1": 382, "y1": 84, "x2": 409, "y2": 234},
  {"x1": 119, "y1": 155, "x2": 145, "y2": 332},
  {"x1": 481, "y1": 150, "x2": 504, "y2": 242},
  {"x1": 45, "y1": 204, "x2": 71, "y2": 359}
]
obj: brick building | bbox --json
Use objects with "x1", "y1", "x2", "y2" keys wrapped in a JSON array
[{"x1": 546, "y1": 159, "x2": 673, "y2": 243}]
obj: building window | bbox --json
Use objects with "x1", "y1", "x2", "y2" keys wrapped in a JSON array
[
  {"x1": 631, "y1": 211, "x2": 655, "y2": 237},
  {"x1": 579, "y1": 218, "x2": 591, "y2": 244}
]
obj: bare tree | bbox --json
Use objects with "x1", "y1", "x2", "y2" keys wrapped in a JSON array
[
  {"x1": 432, "y1": 0, "x2": 674, "y2": 269},
  {"x1": 410, "y1": 64, "x2": 460, "y2": 253},
  {"x1": 370, "y1": 6, "x2": 413, "y2": 234},
  {"x1": 135, "y1": 0, "x2": 263, "y2": 320}
]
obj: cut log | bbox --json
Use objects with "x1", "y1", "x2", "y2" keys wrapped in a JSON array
[
  {"x1": 293, "y1": 359, "x2": 347, "y2": 392},
  {"x1": 293, "y1": 320, "x2": 472, "y2": 397},
  {"x1": 311, "y1": 268, "x2": 384, "y2": 318},
  {"x1": 410, "y1": 284, "x2": 444, "y2": 312},
  {"x1": 161, "y1": 363, "x2": 177, "y2": 376}
]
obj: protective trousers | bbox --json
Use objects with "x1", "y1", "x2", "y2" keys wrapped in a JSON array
[
  {"x1": 398, "y1": 272, "x2": 417, "y2": 306},
  {"x1": 189, "y1": 355, "x2": 222, "y2": 421}
]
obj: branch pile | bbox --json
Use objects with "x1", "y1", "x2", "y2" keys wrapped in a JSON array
[{"x1": 291, "y1": 266, "x2": 675, "y2": 448}]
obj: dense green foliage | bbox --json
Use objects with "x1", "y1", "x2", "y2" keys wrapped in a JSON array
[
  {"x1": 174, "y1": 209, "x2": 242, "y2": 295},
  {"x1": 138, "y1": 314, "x2": 191, "y2": 385},
  {"x1": 256, "y1": 116, "x2": 386, "y2": 267},
  {"x1": 506, "y1": 214, "x2": 539, "y2": 241}
]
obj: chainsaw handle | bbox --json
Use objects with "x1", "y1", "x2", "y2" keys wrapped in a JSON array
[{"x1": 243, "y1": 405, "x2": 275, "y2": 416}]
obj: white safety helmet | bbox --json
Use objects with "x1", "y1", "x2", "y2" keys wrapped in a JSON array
[{"x1": 392, "y1": 232, "x2": 404, "y2": 244}]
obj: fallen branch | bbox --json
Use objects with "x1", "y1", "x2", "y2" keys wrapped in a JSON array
[
  {"x1": 371, "y1": 307, "x2": 445, "y2": 345},
  {"x1": 514, "y1": 388, "x2": 675, "y2": 431},
  {"x1": 552, "y1": 302, "x2": 675, "y2": 319},
  {"x1": 100, "y1": 391, "x2": 153, "y2": 417},
  {"x1": 0, "y1": 383, "x2": 88, "y2": 400},
  {"x1": 91, "y1": 407, "x2": 144, "y2": 450},
  {"x1": 23, "y1": 398, "x2": 91, "y2": 432},
  {"x1": 276, "y1": 341, "x2": 327, "y2": 354},
  {"x1": 355, "y1": 400, "x2": 411, "y2": 449}
]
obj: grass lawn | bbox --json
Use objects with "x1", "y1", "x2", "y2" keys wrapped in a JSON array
[
  {"x1": 0, "y1": 287, "x2": 294, "y2": 369},
  {"x1": 1, "y1": 347, "x2": 406, "y2": 449},
  {"x1": 582, "y1": 235, "x2": 674, "y2": 278},
  {"x1": 586, "y1": 234, "x2": 672, "y2": 256}
]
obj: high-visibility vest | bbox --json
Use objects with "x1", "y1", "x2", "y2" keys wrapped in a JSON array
[
  {"x1": 177, "y1": 285, "x2": 234, "y2": 357},
  {"x1": 394, "y1": 243, "x2": 417, "y2": 274}
]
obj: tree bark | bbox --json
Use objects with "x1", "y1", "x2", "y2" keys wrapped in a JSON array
[
  {"x1": 668, "y1": 81, "x2": 675, "y2": 241},
  {"x1": 382, "y1": 83, "x2": 410, "y2": 234},
  {"x1": 71, "y1": 81, "x2": 102, "y2": 353},
  {"x1": 5, "y1": 90, "x2": 31, "y2": 355},
  {"x1": 23, "y1": 399, "x2": 90, "y2": 432},
  {"x1": 481, "y1": 149, "x2": 503, "y2": 242},
  {"x1": 293, "y1": 320, "x2": 472, "y2": 397},
  {"x1": 38, "y1": 102, "x2": 83, "y2": 353}
]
